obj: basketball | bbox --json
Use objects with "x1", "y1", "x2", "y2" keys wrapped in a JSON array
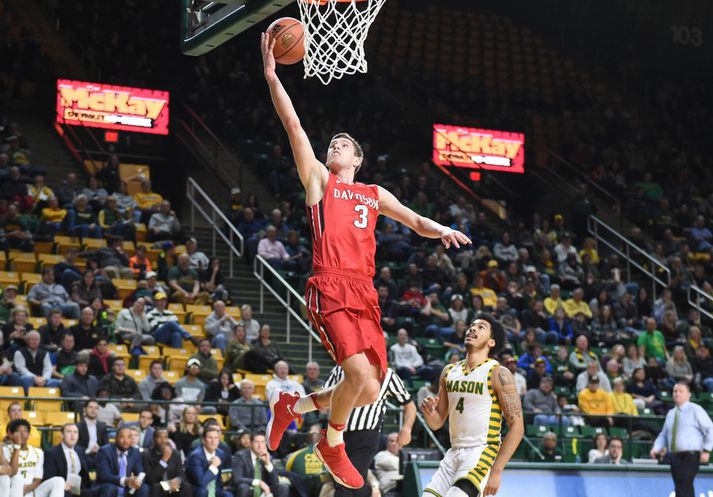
[{"x1": 267, "y1": 17, "x2": 305, "y2": 65}]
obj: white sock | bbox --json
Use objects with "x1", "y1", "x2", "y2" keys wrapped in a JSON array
[
  {"x1": 326, "y1": 422, "x2": 345, "y2": 447},
  {"x1": 293, "y1": 393, "x2": 318, "y2": 414}
]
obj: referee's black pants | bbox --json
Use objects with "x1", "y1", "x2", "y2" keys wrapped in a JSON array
[
  {"x1": 335, "y1": 429, "x2": 381, "y2": 497},
  {"x1": 670, "y1": 451, "x2": 700, "y2": 497}
]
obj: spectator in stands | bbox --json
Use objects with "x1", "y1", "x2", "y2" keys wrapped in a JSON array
[
  {"x1": 226, "y1": 186, "x2": 243, "y2": 225},
  {"x1": 638, "y1": 317, "x2": 668, "y2": 363},
  {"x1": 9, "y1": 330, "x2": 60, "y2": 393},
  {"x1": 70, "y1": 306, "x2": 104, "y2": 352},
  {"x1": 569, "y1": 335, "x2": 598, "y2": 373},
  {"x1": 88, "y1": 337, "x2": 113, "y2": 378},
  {"x1": 126, "y1": 408, "x2": 155, "y2": 450},
  {"x1": 189, "y1": 339, "x2": 219, "y2": 384},
  {"x1": 283, "y1": 230, "x2": 310, "y2": 273},
  {"x1": 54, "y1": 248, "x2": 83, "y2": 292},
  {"x1": 526, "y1": 358, "x2": 550, "y2": 390},
  {"x1": 587, "y1": 432, "x2": 609, "y2": 463},
  {"x1": 228, "y1": 378, "x2": 268, "y2": 433},
  {"x1": 594, "y1": 437, "x2": 626, "y2": 464},
  {"x1": 139, "y1": 360, "x2": 167, "y2": 401},
  {"x1": 257, "y1": 225, "x2": 290, "y2": 268},
  {"x1": 129, "y1": 245, "x2": 153, "y2": 280},
  {"x1": 56, "y1": 173, "x2": 81, "y2": 208},
  {"x1": 185, "y1": 425, "x2": 230, "y2": 497},
  {"x1": 54, "y1": 332, "x2": 78, "y2": 377},
  {"x1": 578, "y1": 376, "x2": 614, "y2": 427},
  {"x1": 149, "y1": 201, "x2": 183, "y2": 242},
  {"x1": 551, "y1": 345, "x2": 575, "y2": 388},
  {"x1": 2, "y1": 167, "x2": 33, "y2": 210},
  {"x1": 67, "y1": 194, "x2": 102, "y2": 238},
  {"x1": 591, "y1": 305, "x2": 621, "y2": 346},
  {"x1": 27, "y1": 174, "x2": 53, "y2": 210},
  {"x1": 175, "y1": 358, "x2": 207, "y2": 407},
  {"x1": 611, "y1": 376, "x2": 638, "y2": 416},
  {"x1": 302, "y1": 361, "x2": 324, "y2": 394},
  {"x1": 694, "y1": 346, "x2": 713, "y2": 393},
  {"x1": 147, "y1": 292, "x2": 196, "y2": 348},
  {"x1": 265, "y1": 360, "x2": 305, "y2": 400},
  {"x1": 628, "y1": 367, "x2": 664, "y2": 413},
  {"x1": 529, "y1": 431, "x2": 562, "y2": 462},
  {"x1": 204, "y1": 300, "x2": 238, "y2": 352},
  {"x1": 422, "y1": 292, "x2": 451, "y2": 338},
  {"x1": 112, "y1": 181, "x2": 140, "y2": 221},
  {"x1": 373, "y1": 432, "x2": 402, "y2": 494},
  {"x1": 576, "y1": 361, "x2": 611, "y2": 393},
  {"x1": 40, "y1": 196, "x2": 67, "y2": 234},
  {"x1": 97, "y1": 155, "x2": 121, "y2": 193},
  {"x1": 37, "y1": 309, "x2": 64, "y2": 353},
  {"x1": 83, "y1": 175, "x2": 108, "y2": 212},
  {"x1": 168, "y1": 406, "x2": 202, "y2": 458},
  {"x1": 252, "y1": 324, "x2": 283, "y2": 368},
  {"x1": 518, "y1": 343, "x2": 552, "y2": 374},
  {"x1": 554, "y1": 233, "x2": 579, "y2": 264},
  {"x1": 391, "y1": 328, "x2": 435, "y2": 386},
  {"x1": 480, "y1": 260, "x2": 507, "y2": 293},
  {"x1": 200, "y1": 257, "x2": 229, "y2": 303},
  {"x1": 501, "y1": 354, "x2": 527, "y2": 396},
  {"x1": 0, "y1": 202, "x2": 33, "y2": 252},
  {"x1": 493, "y1": 232, "x2": 518, "y2": 265},
  {"x1": 524, "y1": 376, "x2": 567, "y2": 427},
  {"x1": 71, "y1": 270, "x2": 102, "y2": 309},
  {"x1": 232, "y1": 431, "x2": 289, "y2": 497},
  {"x1": 168, "y1": 253, "x2": 210, "y2": 305},
  {"x1": 614, "y1": 291, "x2": 639, "y2": 335},
  {"x1": 77, "y1": 398, "x2": 110, "y2": 468},
  {"x1": 28, "y1": 266, "x2": 81, "y2": 319},
  {"x1": 665, "y1": 345, "x2": 694, "y2": 388},
  {"x1": 225, "y1": 323, "x2": 250, "y2": 373},
  {"x1": 143, "y1": 427, "x2": 193, "y2": 497},
  {"x1": 90, "y1": 235, "x2": 134, "y2": 279},
  {"x1": 237, "y1": 207, "x2": 264, "y2": 260},
  {"x1": 0, "y1": 284, "x2": 17, "y2": 325},
  {"x1": 185, "y1": 237, "x2": 209, "y2": 271},
  {"x1": 205, "y1": 370, "x2": 240, "y2": 416},
  {"x1": 2, "y1": 304, "x2": 33, "y2": 352},
  {"x1": 62, "y1": 356, "x2": 98, "y2": 401},
  {"x1": 622, "y1": 343, "x2": 646, "y2": 378},
  {"x1": 690, "y1": 214, "x2": 713, "y2": 251},
  {"x1": 548, "y1": 307, "x2": 574, "y2": 344},
  {"x1": 563, "y1": 288, "x2": 592, "y2": 319},
  {"x1": 98, "y1": 357, "x2": 142, "y2": 411},
  {"x1": 116, "y1": 297, "x2": 155, "y2": 353},
  {"x1": 374, "y1": 267, "x2": 398, "y2": 302},
  {"x1": 98, "y1": 196, "x2": 134, "y2": 240},
  {"x1": 495, "y1": 296, "x2": 522, "y2": 342},
  {"x1": 684, "y1": 326, "x2": 705, "y2": 362},
  {"x1": 96, "y1": 426, "x2": 149, "y2": 497},
  {"x1": 239, "y1": 304, "x2": 260, "y2": 342},
  {"x1": 543, "y1": 284, "x2": 564, "y2": 316},
  {"x1": 134, "y1": 180, "x2": 164, "y2": 223},
  {"x1": 43, "y1": 422, "x2": 93, "y2": 497}
]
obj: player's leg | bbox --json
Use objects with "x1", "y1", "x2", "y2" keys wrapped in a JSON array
[
  {"x1": 422, "y1": 448, "x2": 457, "y2": 497},
  {"x1": 448, "y1": 480, "x2": 480, "y2": 497}
]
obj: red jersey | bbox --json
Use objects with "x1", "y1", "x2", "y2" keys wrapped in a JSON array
[{"x1": 306, "y1": 172, "x2": 379, "y2": 278}]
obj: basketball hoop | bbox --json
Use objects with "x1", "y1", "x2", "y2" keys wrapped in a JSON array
[{"x1": 297, "y1": 0, "x2": 387, "y2": 85}]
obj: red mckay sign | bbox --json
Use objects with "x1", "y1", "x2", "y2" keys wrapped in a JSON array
[
  {"x1": 433, "y1": 124, "x2": 525, "y2": 174},
  {"x1": 56, "y1": 79, "x2": 170, "y2": 135}
]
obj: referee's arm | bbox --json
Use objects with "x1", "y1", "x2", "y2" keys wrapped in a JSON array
[{"x1": 398, "y1": 401, "x2": 416, "y2": 447}]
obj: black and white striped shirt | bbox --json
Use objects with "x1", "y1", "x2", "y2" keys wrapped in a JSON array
[{"x1": 324, "y1": 366, "x2": 412, "y2": 432}]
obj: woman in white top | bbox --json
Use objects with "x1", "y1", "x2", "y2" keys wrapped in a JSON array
[
  {"x1": 622, "y1": 343, "x2": 646, "y2": 378},
  {"x1": 115, "y1": 297, "x2": 155, "y2": 351},
  {"x1": 588, "y1": 432, "x2": 609, "y2": 463}
]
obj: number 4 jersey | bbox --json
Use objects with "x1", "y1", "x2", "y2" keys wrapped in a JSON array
[{"x1": 306, "y1": 172, "x2": 379, "y2": 279}]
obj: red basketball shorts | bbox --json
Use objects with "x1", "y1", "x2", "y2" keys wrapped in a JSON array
[{"x1": 305, "y1": 268, "x2": 387, "y2": 376}]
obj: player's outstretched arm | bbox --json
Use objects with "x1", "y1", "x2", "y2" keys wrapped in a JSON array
[
  {"x1": 486, "y1": 366, "x2": 524, "y2": 496},
  {"x1": 419, "y1": 367, "x2": 449, "y2": 431},
  {"x1": 261, "y1": 33, "x2": 327, "y2": 195},
  {"x1": 378, "y1": 186, "x2": 471, "y2": 249}
]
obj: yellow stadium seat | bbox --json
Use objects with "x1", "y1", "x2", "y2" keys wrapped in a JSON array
[
  {"x1": 37, "y1": 254, "x2": 62, "y2": 270},
  {"x1": 122, "y1": 412, "x2": 140, "y2": 423},
  {"x1": 83, "y1": 239, "x2": 107, "y2": 251},
  {"x1": 168, "y1": 303, "x2": 186, "y2": 323},
  {"x1": 105, "y1": 300, "x2": 124, "y2": 312},
  {"x1": 244, "y1": 374, "x2": 271, "y2": 399},
  {"x1": 28, "y1": 387, "x2": 62, "y2": 412},
  {"x1": 14, "y1": 295, "x2": 27, "y2": 305},
  {"x1": 210, "y1": 348, "x2": 223, "y2": 360},
  {"x1": 187, "y1": 305, "x2": 211, "y2": 325},
  {"x1": 288, "y1": 374, "x2": 304, "y2": 384},
  {"x1": 143, "y1": 345, "x2": 161, "y2": 356},
  {"x1": 198, "y1": 414, "x2": 225, "y2": 429},
  {"x1": 9, "y1": 252, "x2": 37, "y2": 273},
  {"x1": 25, "y1": 411, "x2": 44, "y2": 425},
  {"x1": 61, "y1": 319, "x2": 78, "y2": 328},
  {"x1": 33, "y1": 241, "x2": 54, "y2": 257},
  {"x1": 114, "y1": 279, "x2": 137, "y2": 300},
  {"x1": 225, "y1": 307, "x2": 241, "y2": 320},
  {"x1": 27, "y1": 317, "x2": 47, "y2": 329},
  {"x1": 127, "y1": 369, "x2": 146, "y2": 381},
  {"x1": 107, "y1": 344, "x2": 128, "y2": 356},
  {"x1": 162, "y1": 347, "x2": 190, "y2": 358},
  {"x1": 164, "y1": 371, "x2": 179, "y2": 383},
  {"x1": 147, "y1": 249, "x2": 161, "y2": 265},
  {"x1": 232, "y1": 373, "x2": 244, "y2": 384},
  {"x1": 21, "y1": 273, "x2": 42, "y2": 294},
  {"x1": 122, "y1": 241, "x2": 136, "y2": 258},
  {"x1": 0, "y1": 424, "x2": 42, "y2": 447},
  {"x1": 54, "y1": 236, "x2": 81, "y2": 254},
  {"x1": 136, "y1": 224, "x2": 147, "y2": 242},
  {"x1": 44, "y1": 411, "x2": 77, "y2": 426},
  {"x1": 0, "y1": 252, "x2": 7, "y2": 267},
  {"x1": 0, "y1": 272, "x2": 21, "y2": 288},
  {"x1": 167, "y1": 356, "x2": 188, "y2": 372},
  {"x1": 175, "y1": 245, "x2": 187, "y2": 255},
  {"x1": 138, "y1": 354, "x2": 162, "y2": 371},
  {"x1": 184, "y1": 325, "x2": 205, "y2": 338}
]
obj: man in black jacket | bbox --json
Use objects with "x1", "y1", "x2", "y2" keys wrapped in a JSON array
[
  {"x1": 232, "y1": 433, "x2": 288, "y2": 497},
  {"x1": 43, "y1": 423, "x2": 94, "y2": 497},
  {"x1": 142, "y1": 428, "x2": 192, "y2": 497},
  {"x1": 61, "y1": 358, "x2": 98, "y2": 409},
  {"x1": 98, "y1": 357, "x2": 142, "y2": 410},
  {"x1": 77, "y1": 399, "x2": 109, "y2": 470}
]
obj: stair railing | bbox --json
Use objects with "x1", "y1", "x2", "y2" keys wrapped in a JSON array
[
  {"x1": 186, "y1": 177, "x2": 244, "y2": 277},
  {"x1": 688, "y1": 285, "x2": 713, "y2": 321}
]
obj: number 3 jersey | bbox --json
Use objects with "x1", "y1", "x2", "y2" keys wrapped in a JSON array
[
  {"x1": 307, "y1": 172, "x2": 379, "y2": 279},
  {"x1": 444, "y1": 359, "x2": 503, "y2": 448}
]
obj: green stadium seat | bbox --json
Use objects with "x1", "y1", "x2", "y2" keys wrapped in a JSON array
[
  {"x1": 526, "y1": 424, "x2": 549, "y2": 437},
  {"x1": 658, "y1": 390, "x2": 672, "y2": 403},
  {"x1": 609, "y1": 427, "x2": 629, "y2": 439},
  {"x1": 580, "y1": 426, "x2": 607, "y2": 438},
  {"x1": 562, "y1": 425, "x2": 579, "y2": 438}
]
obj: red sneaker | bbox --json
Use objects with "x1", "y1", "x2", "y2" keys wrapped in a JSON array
[
  {"x1": 266, "y1": 391, "x2": 300, "y2": 451},
  {"x1": 314, "y1": 435, "x2": 365, "y2": 489}
]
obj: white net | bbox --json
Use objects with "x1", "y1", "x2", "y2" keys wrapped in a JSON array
[{"x1": 297, "y1": 0, "x2": 387, "y2": 85}]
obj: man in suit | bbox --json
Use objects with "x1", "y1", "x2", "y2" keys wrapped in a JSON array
[
  {"x1": 96, "y1": 426, "x2": 149, "y2": 497},
  {"x1": 185, "y1": 425, "x2": 230, "y2": 497},
  {"x1": 124, "y1": 409, "x2": 155, "y2": 451},
  {"x1": 142, "y1": 428, "x2": 192, "y2": 497},
  {"x1": 232, "y1": 432, "x2": 288, "y2": 497},
  {"x1": 43, "y1": 423, "x2": 93, "y2": 497},
  {"x1": 77, "y1": 399, "x2": 109, "y2": 470},
  {"x1": 594, "y1": 437, "x2": 627, "y2": 464}
]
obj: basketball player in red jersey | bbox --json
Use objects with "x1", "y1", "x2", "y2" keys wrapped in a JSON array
[{"x1": 261, "y1": 33, "x2": 471, "y2": 488}]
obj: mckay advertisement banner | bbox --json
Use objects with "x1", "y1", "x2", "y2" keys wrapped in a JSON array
[
  {"x1": 433, "y1": 124, "x2": 525, "y2": 174},
  {"x1": 56, "y1": 79, "x2": 170, "y2": 135}
]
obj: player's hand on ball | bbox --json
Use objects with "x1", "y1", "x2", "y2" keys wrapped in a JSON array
[
  {"x1": 439, "y1": 228, "x2": 471, "y2": 249},
  {"x1": 261, "y1": 32, "x2": 277, "y2": 78},
  {"x1": 420, "y1": 396, "x2": 439, "y2": 416},
  {"x1": 483, "y1": 470, "x2": 501, "y2": 495}
]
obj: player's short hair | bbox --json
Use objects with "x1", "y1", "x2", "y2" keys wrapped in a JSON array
[
  {"x1": 331, "y1": 132, "x2": 364, "y2": 174},
  {"x1": 7, "y1": 418, "x2": 30, "y2": 434},
  {"x1": 475, "y1": 313, "x2": 505, "y2": 356}
]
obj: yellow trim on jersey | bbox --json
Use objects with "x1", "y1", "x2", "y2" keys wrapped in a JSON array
[
  {"x1": 460, "y1": 358, "x2": 494, "y2": 376},
  {"x1": 424, "y1": 488, "x2": 443, "y2": 497},
  {"x1": 465, "y1": 443, "x2": 500, "y2": 489}
]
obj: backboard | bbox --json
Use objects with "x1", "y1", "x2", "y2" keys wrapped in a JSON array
[{"x1": 181, "y1": 0, "x2": 294, "y2": 56}]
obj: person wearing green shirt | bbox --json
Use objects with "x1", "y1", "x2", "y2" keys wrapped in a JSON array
[
  {"x1": 637, "y1": 317, "x2": 668, "y2": 362},
  {"x1": 0, "y1": 285, "x2": 17, "y2": 325},
  {"x1": 167, "y1": 253, "x2": 210, "y2": 305},
  {"x1": 285, "y1": 424, "x2": 326, "y2": 496},
  {"x1": 552, "y1": 345, "x2": 575, "y2": 388}
]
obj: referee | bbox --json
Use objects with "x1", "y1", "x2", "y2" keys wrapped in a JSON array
[
  {"x1": 651, "y1": 382, "x2": 713, "y2": 497},
  {"x1": 323, "y1": 366, "x2": 416, "y2": 497}
]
